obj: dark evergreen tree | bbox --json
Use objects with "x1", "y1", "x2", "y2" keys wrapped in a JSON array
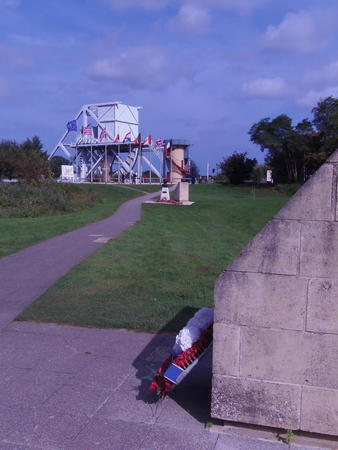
[{"x1": 217, "y1": 152, "x2": 257, "y2": 184}]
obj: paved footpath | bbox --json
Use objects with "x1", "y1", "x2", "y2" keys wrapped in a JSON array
[
  {"x1": 0, "y1": 190, "x2": 326, "y2": 449},
  {"x1": 0, "y1": 189, "x2": 159, "y2": 329}
]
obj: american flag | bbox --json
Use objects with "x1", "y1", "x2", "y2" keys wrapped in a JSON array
[
  {"x1": 83, "y1": 126, "x2": 92, "y2": 136},
  {"x1": 99, "y1": 127, "x2": 108, "y2": 142},
  {"x1": 123, "y1": 131, "x2": 131, "y2": 142}
]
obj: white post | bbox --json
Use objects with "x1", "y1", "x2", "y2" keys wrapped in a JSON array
[{"x1": 207, "y1": 162, "x2": 210, "y2": 183}]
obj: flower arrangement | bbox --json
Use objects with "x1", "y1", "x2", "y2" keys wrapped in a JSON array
[
  {"x1": 149, "y1": 308, "x2": 213, "y2": 397},
  {"x1": 156, "y1": 198, "x2": 182, "y2": 205}
]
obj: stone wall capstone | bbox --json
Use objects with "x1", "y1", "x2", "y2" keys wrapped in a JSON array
[{"x1": 211, "y1": 152, "x2": 338, "y2": 435}]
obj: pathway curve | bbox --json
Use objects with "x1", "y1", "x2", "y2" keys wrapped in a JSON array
[{"x1": 0, "y1": 189, "x2": 160, "y2": 329}]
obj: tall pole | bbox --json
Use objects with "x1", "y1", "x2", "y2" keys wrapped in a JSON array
[
  {"x1": 90, "y1": 145, "x2": 93, "y2": 183},
  {"x1": 129, "y1": 142, "x2": 132, "y2": 183},
  {"x1": 207, "y1": 162, "x2": 210, "y2": 183},
  {"x1": 170, "y1": 149, "x2": 172, "y2": 184},
  {"x1": 75, "y1": 147, "x2": 77, "y2": 182},
  {"x1": 105, "y1": 144, "x2": 107, "y2": 184},
  {"x1": 150, "y1": 148, "x2": 152, "y2": 184},
  {"x1": 118, "y1": 144, "x2": 120, "y2": 183},
  {"x1": 137, "y1": 137, "x2": 142, "y2": 184}
]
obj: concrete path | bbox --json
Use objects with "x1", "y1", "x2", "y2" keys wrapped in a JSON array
[
  {"x1": 0, "y1": 189, "x2": 327, "y2": 449},
  {"x1": 0, "y1": 321, "x2": 324, "y2": 449},
  {"x1": 0, "y1": 189, "x2": 159, "y2": 330}
]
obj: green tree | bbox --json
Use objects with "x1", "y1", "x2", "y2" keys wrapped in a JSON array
[
  {"x1": 249, "y1": 115, "x2": 318, "y2": 183},
  {"x1": 252, "y1": 164, "x2": 269, "y2": 184},
  {"x1": 217, "y1": 152, "x2": 257, "y2": 184},
  {"x1": 312, "y1": 96, "x2": 338, "y2": 153},
  {"x1": 0, "y1": 140, "x2": 20, "y2": 180},
  {"x1": 50, "y1": 156, "x2": 70, "y2": 178},
  {"x1": 249, "y1": 97, "x2": 338, "y2": 184},
  {"x1": 15, "y1": 136, "x2": 51, "y2": 185},
  {"x1": 189, "y1": 159, "x2": 200, "y2": 178}
]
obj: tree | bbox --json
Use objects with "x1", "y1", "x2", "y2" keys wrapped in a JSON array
[
  {"x1": 50, "y1": 156, "x2": 70, "y2": 178},
  {"x1": 249, "y1": 97, "x2": 338, "y2": 184},
  {"x1": 15, "y1": 136, "x2": 51, "y2": 185},
  {"x1": 249, "y1": 115, "x2": 319, "y2": 183},
  {"x1": 0, "y1": 140, "x2": 20, "y2": 180},
  {"x1": 312, "y1": 96, "x2": 338, "y2": 153},
  {"x1": 189, "y1": 160, "x2": 200, "y2": 178},
  {"x1": 217, "y1": 152, "x2": 257, "y2": 184},
  {"x1": 252, "y1": 164, "x2": 269, "y2": 184}
]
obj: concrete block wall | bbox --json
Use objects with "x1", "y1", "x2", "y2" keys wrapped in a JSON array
[{"x1": 211, "y1": 152, "x2": 338, "y2": 436}]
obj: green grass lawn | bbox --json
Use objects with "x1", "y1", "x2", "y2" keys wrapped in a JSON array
[
  {"x1": 18, "y1": 184, "x2": 289, "y2": 332},
  {"x1": 0, "y1": 184, "x2": 158, "y2": 258}
]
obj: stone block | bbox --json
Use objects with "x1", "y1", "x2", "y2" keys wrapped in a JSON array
[
  {"x1": 240, "y1": 327, "x2": 338, "y2": 389},
  {"x1": 275, "y1": 164, "x2": 334, "y2": 221},
  {"x1": 300, "y1": 222, "x2": 338, "y2": 278},
  {"x1": 173, "y1": 181, "x2": 189, "y2": 202},
  {"x1": 227, "y1": 220, "x2": 300, "y2": 276},
  {"x1": 307, "y1": 278, "x2": 338, "y2": 334},
  {"x1": 326, "y1": 149, "x2": 338, "y2": 163},
  {"x1": 212, "y1": 323, "x2": 240, "y2": 376},
  {"x1": 211, "y1": 375, "x2": 301, "y2": 429},
  {"x1": 301, "y1": 386, "x2": 338, "y2": 436},
  {"x1": 214, "y1": 272, "x2": 307, "y2": 331}
]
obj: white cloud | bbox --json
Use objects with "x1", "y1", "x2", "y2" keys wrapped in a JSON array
[
  {"x1": 100, "y1": 0, "x2": 170, "y2": 10},
  {"x1": 171, "y1": 4, "x2": 211, "y2": 33},
  {"x1": 298, "y1": 86, "x2": 338, "y2": 107},
  {"x1": 0, "y1": 0, "x2": 21, "y2": 6},
  {"x1": 305, "y1": 60, "x2": 338, "y2": 86},
  {"x1": 241, "y1": 77, "x2": 288, "y2": 99},
  {"x1": 196, "y1": 0, "x2": 269, "y2": 15},
  {"x1": 262, "y1": 9, "x2": 336, "y2": 53},
  {"x1": 100, "y1": 0, "x2": 269, "y2": 14},
  {"x1": 86, "y1": 46, "x2": 183, "y2": 90}
]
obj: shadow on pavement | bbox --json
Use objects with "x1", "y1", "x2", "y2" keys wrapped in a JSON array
[{"x1": 132, "y1": 306, "x2": 213, "y2": 425}]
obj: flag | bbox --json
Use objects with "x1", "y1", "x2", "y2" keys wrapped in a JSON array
[
  {"x1": 67, "y1": 120, "x2": 77, "y2": 132},
  {"x1": 155, "y1": 138, "x2": 162, "y2": 146},
  {"x1": 123, "y1": 131, "x2": 131, "y2": 142},
  {"x1": 113, "y1": 133, "x2": 120, "y2": 143},
  {"x1": 141, "y1": 135, "x2": 152, "y2": 146},
  {"x1": 99, "y1": 127, "x2": 108, "y2": 142},
  {"x1": 83, "y1": 125, "x2": 92, "y2": 136},
  {"x1": 133, "y1": 134, "x2": 140, "y2": 145},
  {"x1": 165, "y1": 141, "x2": 171, "y2": 150}
]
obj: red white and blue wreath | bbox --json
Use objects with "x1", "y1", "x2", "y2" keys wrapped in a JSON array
[{"x1": 150, "y1": 307, "x2": 213, "y2": 397}]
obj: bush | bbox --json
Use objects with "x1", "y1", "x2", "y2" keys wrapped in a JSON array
[{"x1": 0, "y1": 183, "x2": 104, "y2": 218}]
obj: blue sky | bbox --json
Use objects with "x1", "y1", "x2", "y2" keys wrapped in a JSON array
[{"x1": 1, "y1": 0, "x2": 338, "y2": 173}]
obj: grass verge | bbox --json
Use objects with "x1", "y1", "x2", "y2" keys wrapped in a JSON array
[
  {"x1": 18, "y1": 184, "x2": 289, "y2": 332},
  {"x1": 0, "y1": 183, "x2": 158, "y2": 258}
]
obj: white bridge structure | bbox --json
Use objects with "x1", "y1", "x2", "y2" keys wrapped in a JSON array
[{"x1": 49, "y1": 102, "x2": 190, "y2": 184}]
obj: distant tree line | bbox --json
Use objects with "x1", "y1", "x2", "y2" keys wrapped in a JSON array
[
  {"x1": 218, "y1": 96, "x2": 338, "y2": 184},
  {"x1": 0, "y1": 136, "x2": 68, "y2": 185}
]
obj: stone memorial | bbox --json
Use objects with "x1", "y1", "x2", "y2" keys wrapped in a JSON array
[
  {"x1": 173, "y1": 181, "x2": 189, "y2": 203},
  {"x1": 212, "y1": 150, "x2": 338, "y2": 435}
]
